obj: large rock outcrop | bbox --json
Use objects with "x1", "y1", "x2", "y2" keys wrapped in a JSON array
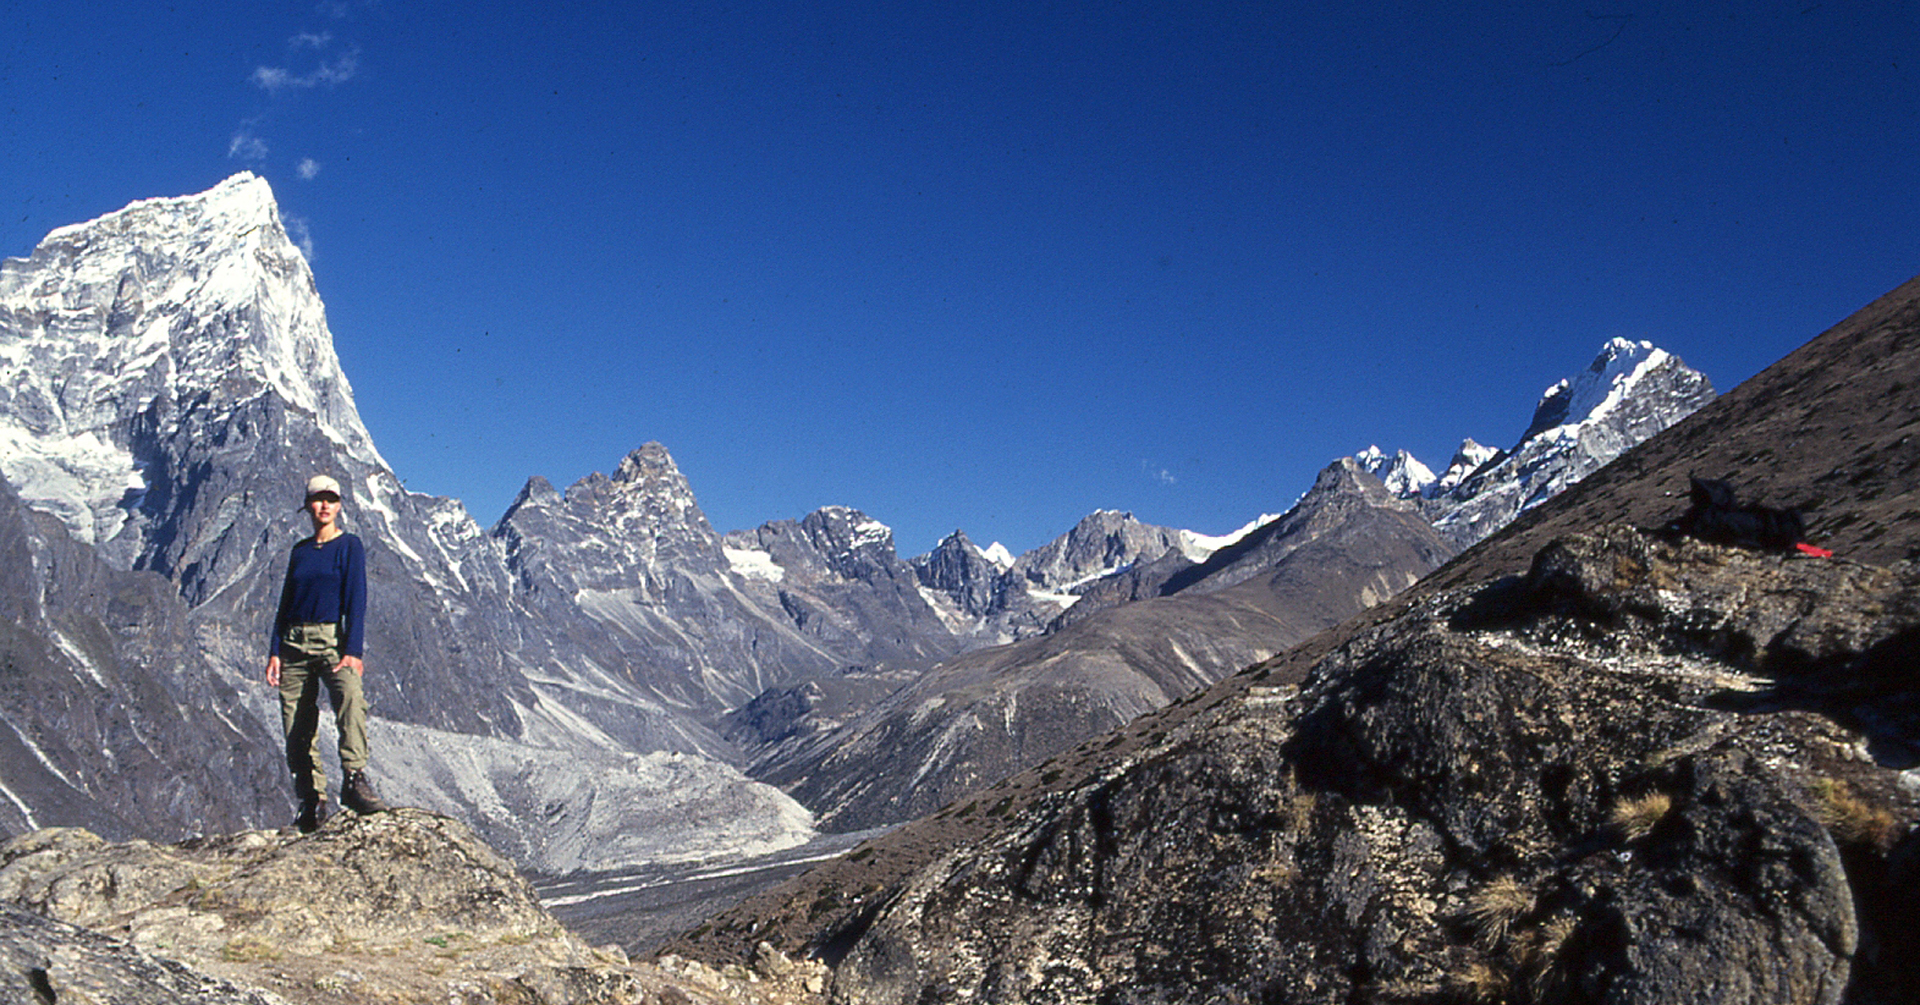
[
  {"x1": 0, "y1": 808, "x2": 830, "y2": 1005},
  {"x1": 825, "y1": 528, "x2": 1919, "y2": 1004}
]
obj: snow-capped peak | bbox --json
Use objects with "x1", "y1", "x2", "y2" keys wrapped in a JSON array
[
  {"x1": 1431, "y1": 438, "x2": 1498, "y2": 495},
  {"x1": 975, "y1": 540, "x2": 1015, "y2": 568},
  {"x1": 1522, "y1": 338, "x2": 1672, "y2": 443},
  {"x1": 0, "y1": 172, "x2": 382, "y2": 544},
  {"x1": 1353, "y1": 445, "x2": 1437, "y2": 498},
  {"x1": 1339, "y1": 339, "x2": 1713, "y2": 548}
]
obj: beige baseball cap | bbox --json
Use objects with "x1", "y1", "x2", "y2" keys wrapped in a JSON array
[{"x1": 304, "y1": 474, "x2": 343, "y2": 502}]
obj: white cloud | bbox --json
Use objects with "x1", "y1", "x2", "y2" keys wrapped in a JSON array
[
  {"x1": 251, "y1": 66, "x2": 292, "y2": 90},
  {"x1": 228, "y1": 22, "x2": 359, "y2": 189},
  {"x1": 1142, "y1": 461, "x2": 1177, "y2": 486},
  {"x1": 252, "y1": 48, "x2": 359, "y2": 91},
  {"x1": 228, "y1": 130, "x2": 269, "y2": 161}
]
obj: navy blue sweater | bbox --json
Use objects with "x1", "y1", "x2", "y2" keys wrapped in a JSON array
[{"x1": 270, "y1": 533, "x2": 368, "y2": 658}]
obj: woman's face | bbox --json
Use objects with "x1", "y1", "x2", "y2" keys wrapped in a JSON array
[{"x1": 307, "y1": 495, "x2": 341, "y2": 525}]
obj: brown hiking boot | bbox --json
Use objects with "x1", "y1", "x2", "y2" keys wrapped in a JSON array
[
  {"x1": 341, "y1": 770, "x2": 390, "y2": 814},
  {"x1": 296, "y1": 795, "x2": 331, "y2": 834}
]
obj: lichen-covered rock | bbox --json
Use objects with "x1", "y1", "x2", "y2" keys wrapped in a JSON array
[
  {"x1": 0, "y1": 901, "x2": 283, "y2": 1004},
  {"x1": 0, "y1": 808, "x2": 828, "y2": 1005},
  {"x1": 829, "y1": 528, "x2": 1919, "y2": 1004}
]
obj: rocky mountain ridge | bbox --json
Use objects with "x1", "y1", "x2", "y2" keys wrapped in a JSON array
[
  {"x1": 826, "y1": 527, "x2": 1919, "y2": 1004},
  {"x1": 732, "y1": 458, "x2": 1457, "y2": 832}
]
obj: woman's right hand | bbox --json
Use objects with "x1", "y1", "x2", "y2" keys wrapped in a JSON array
[{"x1": 265, "y1": 655, "x2": 281, "y2": 687}]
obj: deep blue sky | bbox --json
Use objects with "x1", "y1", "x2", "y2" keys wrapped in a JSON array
[{"x1": 5, "y1": 2, "x2": 1916, "y2": 554}]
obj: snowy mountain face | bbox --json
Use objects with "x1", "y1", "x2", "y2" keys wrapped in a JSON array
[
  {"x1": 1355, "y1": 339, "x2": 1716, "y2": 546},
  {"x1": 0, "y1": 176, "x2": 815, "y2": 871},
  {"x1": 1430, "y1": 437, "x2": 1499, "y2": 496},
  {"x1": 0, "y1": 174, "x2": 380, "y2": 575}
]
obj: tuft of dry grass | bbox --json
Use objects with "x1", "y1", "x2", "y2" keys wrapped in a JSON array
[
  {"x1": 219, "y1": 935, "x2": 282, "y2": 963},
  {"x1": 1444, "y1": 959, "x2": 1511, "y2": 1003},
  {"x1": 1812, "y1": 778, "x2": 1904, "y2": 851},
  {"x1": 1608, "y1": 791, "x2": 1672, "y2": 842},
  {"x1": 1268, "y1": 768, "x2": 1318, "y2": 835},
  {"x1": 1463, "y1": 874, "x2": 1534, "y2": 949},
  {"x1": 1514, "y1": 913, "x2": 1580, "y2": 1001},
  {"x1": 1286, "y1": 788, "x2": 1318, "y2": 834},
  {"x1": 1369, "y1": 976, "x2": 1447, "y2": 1002}
]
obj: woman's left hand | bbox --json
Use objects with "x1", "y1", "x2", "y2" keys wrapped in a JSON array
[{"x1": 336, "y1": 655, "x2": 365, "y2": 677}]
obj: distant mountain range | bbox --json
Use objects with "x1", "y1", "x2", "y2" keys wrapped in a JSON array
[{"x1": 0, "y1": 174, "x2": 1714, "y2": 873}]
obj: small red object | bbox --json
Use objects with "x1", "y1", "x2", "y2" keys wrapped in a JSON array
[{"x1": 1794, "y1": 542, "x2": 1833, "y2": 558}]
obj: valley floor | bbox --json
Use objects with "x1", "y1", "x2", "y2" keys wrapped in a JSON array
[{"x1": 536, "y1": 827, "x2": 892, "y2": 957}]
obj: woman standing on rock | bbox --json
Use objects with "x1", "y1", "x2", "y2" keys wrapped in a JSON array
[{"x1": 265, "y1": 474, "x2": 389, "y2": 833}]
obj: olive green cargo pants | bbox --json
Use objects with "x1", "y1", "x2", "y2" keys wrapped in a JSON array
[{"x1": 276, "y1": 622, "x2": 369, "y2": 801}]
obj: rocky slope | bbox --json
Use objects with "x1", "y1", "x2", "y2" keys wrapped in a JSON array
[
  {"x1": 828, "y1": 527, "x2": 1918, "y2": 1004},
  {"x1": 0, "y1": 809, "x2": 829, "y2": 1005},
  {"x1": 0, "y1": 473, "x2": 287, "y2": 841}
]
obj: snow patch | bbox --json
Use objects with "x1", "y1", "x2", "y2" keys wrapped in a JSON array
[
  {"x1": 357, "y1": 473, "x2": 425, "y2": 566},
  {"x1": 0, "y1": 426, "x2": 143, "y2": 545},
  {"x1": 1027, "y1": 588, "x2": 1081, "y2": 609},
  {"x1": 724, "y1": 546, "x2": 785, "y2": 582},
  {"x1": 851, "y1": 516, "x2": 892, "y2": 549},
  {"x1": 1179, "y1": 513, "x2": 1281, "y2": 559}
]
